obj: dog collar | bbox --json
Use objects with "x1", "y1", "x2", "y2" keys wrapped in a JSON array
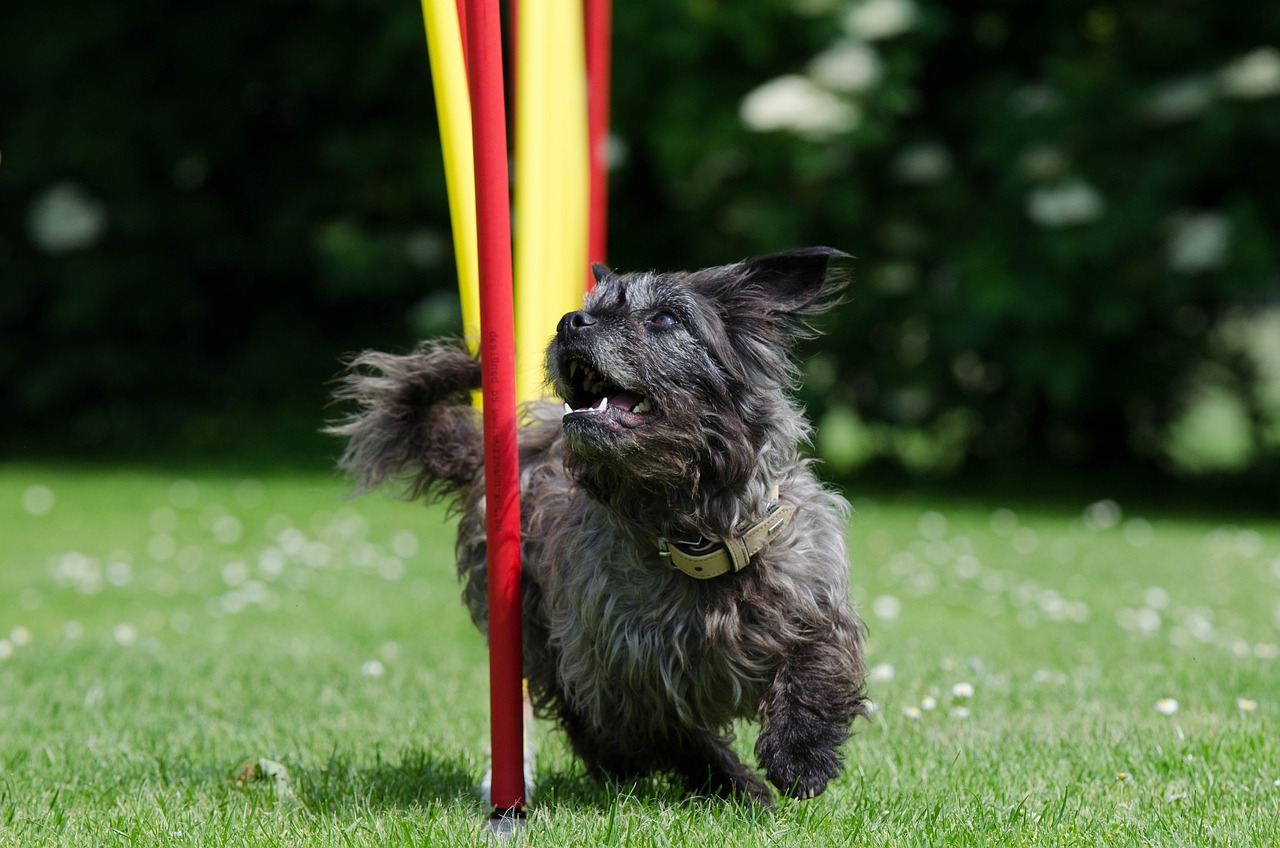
[{"x1": 658, "y1": 488, "x2": 795, "y2": 580}]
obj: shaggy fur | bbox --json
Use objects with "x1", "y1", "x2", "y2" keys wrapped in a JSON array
[{"x1": 329, "y1": 247, "x2": 870, "y2": 805}]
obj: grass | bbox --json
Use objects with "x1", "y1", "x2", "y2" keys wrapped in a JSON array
[{"x1": 1, "y1": 464, "x2": 1278, "y2": 846}]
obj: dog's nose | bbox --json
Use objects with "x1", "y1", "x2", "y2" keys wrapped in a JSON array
[{"x1": 558, "y1": 310, "x2": 597, "y2": 337}]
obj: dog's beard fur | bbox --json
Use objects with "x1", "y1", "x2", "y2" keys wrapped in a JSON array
[{"x1": 329, "y1": 247, "x2": 870, "y2": 806}]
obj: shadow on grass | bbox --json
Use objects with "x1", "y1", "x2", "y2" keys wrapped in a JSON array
[
  {"x1": 279, "y1": 745, "x2": 766, "y2": 817},
  {"x1": 290, "y1": 747, "x2": 480, "y2": 813}
]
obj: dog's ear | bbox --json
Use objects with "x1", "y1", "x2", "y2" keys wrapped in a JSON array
[
  {"x1": 590, "y1": 262, "x2": 615, "y2": 286},
  {"x1": 681, "y1": 247, "x2": 850, "y2": 383},
  {"x1": 734, "y1": 246, "x2": 850, "y2": 316}
]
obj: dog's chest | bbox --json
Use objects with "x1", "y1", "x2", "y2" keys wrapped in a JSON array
[{"x1": 538, "y1": 519, "x2": 771, "y2": 732}]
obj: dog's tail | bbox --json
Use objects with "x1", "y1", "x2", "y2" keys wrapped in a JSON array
[{"x1": 327, "y1": 339, "x2": 483, "y2": 504}]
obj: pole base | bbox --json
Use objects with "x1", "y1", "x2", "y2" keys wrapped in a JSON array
[{"x1": 485, "y1": 806, "x2": 527, "y2": 841}]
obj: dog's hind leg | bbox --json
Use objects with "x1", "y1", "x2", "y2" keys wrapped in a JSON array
[
  {"x1": 754, "y1": 639, "x2": 869, "y2": 799},
  {"x1": 669, "y1": 732, "x2": 774, "y2": 807}
]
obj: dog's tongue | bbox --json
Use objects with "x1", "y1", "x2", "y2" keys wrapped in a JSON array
[{"x1": 609, "y1": 390, "x2": 644, "y2": 411}]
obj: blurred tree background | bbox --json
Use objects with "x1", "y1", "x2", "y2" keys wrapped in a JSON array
[{"x1": 2, "y1": 0, "x2": 1278, "y2": 482}]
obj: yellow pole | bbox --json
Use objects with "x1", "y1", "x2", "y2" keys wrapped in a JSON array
[
  {"x1": 513, "y1": 0, "x2": 590, "y2": 402},
  {"x1": 422, "y1": 0, "x2": 481, "y2": 354}
]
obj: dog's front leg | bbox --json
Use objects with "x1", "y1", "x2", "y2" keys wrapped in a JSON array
[{"x1": 754, "y1": 640, "x2": 864, "y2": 799}]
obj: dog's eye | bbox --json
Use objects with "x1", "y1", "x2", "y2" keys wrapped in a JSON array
[{"x1": 650, "y1": 311, "x2": 679, "y2": 327}]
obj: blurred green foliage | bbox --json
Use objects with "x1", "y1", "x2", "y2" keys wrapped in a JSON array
[{"x1": 1, "y1": 0, "x2": 1277, "y2": 476}]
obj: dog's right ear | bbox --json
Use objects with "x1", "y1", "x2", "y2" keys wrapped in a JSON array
[{"x1": 590, "y1": 262, "x2": 615, "y2": 286}]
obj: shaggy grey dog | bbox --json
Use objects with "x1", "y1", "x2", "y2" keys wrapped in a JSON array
[{"x1": 330, "y1": 247, "x2": 870, "y2": 805}]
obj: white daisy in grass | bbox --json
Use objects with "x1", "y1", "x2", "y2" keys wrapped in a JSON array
[
  {"x1": 1117, "y1": 771, "x2": 1132, "y2": 782},
  {"x1": 949, "y1": 706, "x2": 970, "y2": 719},
  {"x1": 1155, "y1": 698, "x2": 1180, "y2": 716},
  {"x1": 902, "y1": 705, "x2": 922, "y2": 720},
  {"x1": 1236, "y1": 698, "x2": 1258, "y2": 713},
  {"x1": 869, "y1": 662, "x2": 895, "y2": 682},
  {"x1": 113, "y1": 623, "x2": 137, "y2": 646},
  {"x1": 921, "y1": 695, "x2": 937, "y2": 711},
  {"x1": 951, "y1": 682, "x2": 974, "y2": 699}
]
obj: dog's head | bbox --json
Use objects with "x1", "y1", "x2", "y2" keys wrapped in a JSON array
[{"x1": 546, "y1": 247, "x2": 848, "y2": 517}]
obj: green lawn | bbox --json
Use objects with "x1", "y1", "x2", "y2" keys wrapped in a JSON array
[{"x1": 2, "y1": 465, "x2": 1277, "y2": 846}]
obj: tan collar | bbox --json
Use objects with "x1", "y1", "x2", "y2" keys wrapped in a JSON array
[{"x1": 658, "y1": 488, "x2": 795, "y2": 580}]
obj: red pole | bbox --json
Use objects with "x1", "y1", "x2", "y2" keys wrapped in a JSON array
[
  {"x1": 463, "y1": 0, "x2": 525, "y2": 816},
  {"x1": 584, "y1": 0, "x2": 612, "y2": 282}
]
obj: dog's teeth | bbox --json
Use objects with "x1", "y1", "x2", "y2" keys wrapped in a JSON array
[
  {"x1": 593, "y1": 396, "x2": 608, "y2": 412},
  {"x1": 563, "y1": 402, "x2": 573, "y2": 416},
  {"x1": 569, "y1": 361, "x2": 579, "y2": 378},
  {"x1": 632, "y1": 397, "x2": 652, "y2": 414}
]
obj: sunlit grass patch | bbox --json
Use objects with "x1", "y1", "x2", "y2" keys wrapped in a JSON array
[{"x1": 2, "y1": 466, "x2": 1279, "y2": 846}]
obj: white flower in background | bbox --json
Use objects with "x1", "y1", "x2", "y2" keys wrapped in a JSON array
[
  {"x1": 1219, "y1": 47, "x2": 1280, "y2": 99},
  {"x1": 1236, "y1": 697, "x2": 1258, "y2": 712},
  {"x1": 1125, "y1": 519, "x2": 1155, "y2": 548},
  {"x1": 21, "y1": 484, "x2": 55, "y2": 517},
  {"x1": 871, "y1": 594, "x2": 902, "y2": 621},
  {"x1": 740, "y1": 74, "x2": 860, "y2": 137},
  {"x1": 1155, "y1": 697, "x2": 1180, "y2": 716},
  {"x1": 1026, "y1": 179, "x2": 1106, "y2": 228},
  {"x1": 1143, "y1": 586, "x2": 1169, "y2": 610},
  {"x1": 869, "y1": 662, "x2": 896, "y2": 682},
  {"x1": 951, "y1": 682, "x2": 975, "y2": 699},
  {"x1": 113, "y1": 623, "x2": 138, "y2": 646},
  {"x1": 27, "y1": 181, "x2": 108, "y2": 254},
  {"x1": 809, "y1": 39, "x2": 882, "y2": 92},
  {"x1": 892, "y1": 143, "x2": 952, "y2": 184},
  {"x1": 1167, "y1": 211, "x2": 1230, "y2": 273},
  {"x1": 1146, "y1": 75, "x2": 1215, "y2": 122},
  {"x1": 844, "y1": 0, "x2": 918, "y2": 41},
  {"x1": 1084, "y1": 499, "x2": 1122, "y2": 531}
]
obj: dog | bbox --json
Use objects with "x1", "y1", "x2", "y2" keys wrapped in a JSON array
[{"x1": 329, "y1": 247, "x2": 870, "y2": 805}]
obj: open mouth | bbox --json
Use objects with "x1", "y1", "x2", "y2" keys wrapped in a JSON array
[{"x1": 559, "y1": 356, "x2": 656, "y2": 428}]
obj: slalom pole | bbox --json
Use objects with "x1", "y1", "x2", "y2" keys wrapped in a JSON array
[
  {"x1": 420, "y1": 0, "x2": 480, "y2": 352},
  {"x1": 584, "y1": 0, "x2": 612, "y2": 276},
  {"x1": 513, "y1": 0, "x2": 590, "y2": 402},
  {"x1": 464, "y1": 0, "x2": 526, "y2": 826}
]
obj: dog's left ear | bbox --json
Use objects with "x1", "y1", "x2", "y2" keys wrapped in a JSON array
[{"x1": 735, "y1": 246, "x2": 850, "y2": 316}]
